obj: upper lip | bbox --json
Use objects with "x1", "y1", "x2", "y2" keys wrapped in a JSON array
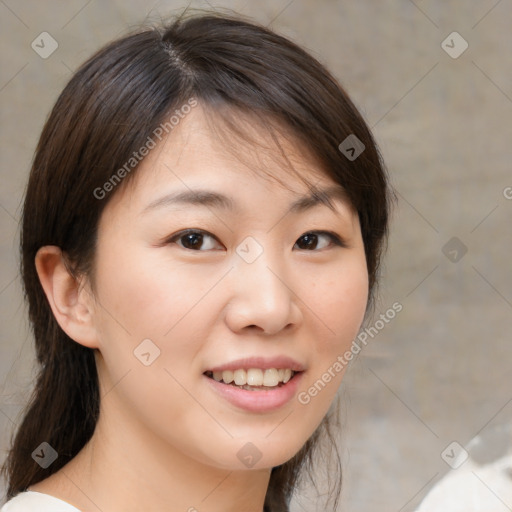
[{"x1": 205, "y1": 356, "x2": 306, "y2": 373}]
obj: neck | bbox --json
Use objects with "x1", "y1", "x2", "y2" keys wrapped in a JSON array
[{"x1": 60, "y1": 389, "x2": 271, "y2": 512}]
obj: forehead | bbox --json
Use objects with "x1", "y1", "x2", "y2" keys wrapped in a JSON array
[{"x1": 107, "y1": 103, "x2": 348, "y2": 214}]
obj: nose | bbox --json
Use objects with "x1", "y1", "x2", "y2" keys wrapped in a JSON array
[{"x1": 224, "y1": 247, "x2": 303, "y2": 336}]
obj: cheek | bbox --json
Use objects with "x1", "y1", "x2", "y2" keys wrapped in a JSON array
[
  {"x1": 307, "y1": 257, "x2": 369, "y2": 352},
  {"x1": 94, "y1": 246, "x2": 210, "y2": 340},
  {"x1": 91, "y1": 246, "x2": 227, "y2": 400},
  {"x1": 294, "y1": 256, "x2": 368, "y2": 418}
]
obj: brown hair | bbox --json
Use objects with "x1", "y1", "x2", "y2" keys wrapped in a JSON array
[{"x1": 2, "y1": 10, "x2": 391, "y2": 511}]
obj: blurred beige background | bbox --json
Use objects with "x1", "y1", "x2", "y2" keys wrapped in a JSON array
[{"x1": 1, "y1": 1, "x2": 511, "y2": 511}]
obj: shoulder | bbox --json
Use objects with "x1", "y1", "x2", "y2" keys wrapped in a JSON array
[{"x1": 1, "y1": 491, "x2": 82, "y2": 512}]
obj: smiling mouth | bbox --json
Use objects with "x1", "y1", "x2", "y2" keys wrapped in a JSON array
[{"x1": 203, "y1": 368, "x2": 300, "y2": 391}]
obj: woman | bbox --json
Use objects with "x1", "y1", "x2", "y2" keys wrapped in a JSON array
[{"x1": 1, "y1": 11, "x2": 391, "y2": 512}]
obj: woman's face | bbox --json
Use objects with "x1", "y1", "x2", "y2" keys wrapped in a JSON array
[{"x1": 87, "y1": 105, "x2": 368, "y2": 471}]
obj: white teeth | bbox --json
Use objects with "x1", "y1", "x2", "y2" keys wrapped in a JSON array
[
  {"x1": 263, "y1": 368, "x2": 279, "y2": 386},
  {"x1": 209, "y1": 368, "x2": 297, "y2": 387},
  {"x1": 247, "y1": 368, "x2": 263, "y2": 386},
  {"x1": 233, "y1": 369, "x2": 246, "y2": 385},
  {"x1": 222, "y1": 370, "x2": 234, "y2": 384}
]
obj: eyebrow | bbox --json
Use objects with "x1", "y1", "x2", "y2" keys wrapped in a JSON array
[{"x1": 142, "y1": 185, "x2": 349, "y2": 215}]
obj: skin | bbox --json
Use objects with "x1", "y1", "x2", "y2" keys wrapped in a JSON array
[{"x1": 31, "y1": 105, "x2": 369, "y2": 512}]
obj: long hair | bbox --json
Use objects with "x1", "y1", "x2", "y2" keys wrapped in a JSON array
[{"x1": 2, "y1": 11, "x2": 391, "y2": 511}]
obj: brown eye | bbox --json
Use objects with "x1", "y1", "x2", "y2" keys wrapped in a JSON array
[
  {"x1": 294, "y1": 231, "x2": 344, "y2": 251},
  {"x1": 167, "y1": 229, "x2": 223, "y2": 251}
]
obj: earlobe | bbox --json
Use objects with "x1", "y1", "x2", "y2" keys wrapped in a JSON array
[{"x1": 35, "y1": 246, "x2": 99, "y2": 349}]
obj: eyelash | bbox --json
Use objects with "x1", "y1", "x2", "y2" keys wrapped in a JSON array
[{"x1": 166, "y1": 229, "x2": 347, "y2": 252}]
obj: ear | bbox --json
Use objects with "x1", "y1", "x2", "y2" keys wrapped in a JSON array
[{"x1": 35, "y1": 246, "x2": 99, "y2": 349}]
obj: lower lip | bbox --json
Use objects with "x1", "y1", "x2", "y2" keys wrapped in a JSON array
[{"x1": 204, "y1": 372, "x2": 304, "y2": 412}]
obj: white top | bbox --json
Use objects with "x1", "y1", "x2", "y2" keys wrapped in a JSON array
[
  {"x1": 416, "y1": 455, "x2": 512, "y2": 512},
  {"x1": 1, "y1": 491, "x2": 82, "y2": 512}
]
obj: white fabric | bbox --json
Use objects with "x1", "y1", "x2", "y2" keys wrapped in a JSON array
[
  {"x1": 416, "y1": 455, "x2": 512, "y2": 511},
  {"x1": 1, "y1": 491, "x2": 82, "y2": 512}
]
